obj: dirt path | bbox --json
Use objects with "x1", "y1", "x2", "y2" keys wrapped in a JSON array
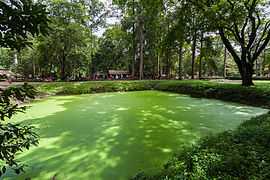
[
  {"x1": 209, "y1": 79, "x2": 242, "y2": 84},
  {"x1": 0, "y1": 81, "x2": 26, "y2": 89}
]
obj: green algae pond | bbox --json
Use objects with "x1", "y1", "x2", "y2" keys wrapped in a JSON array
[{"x1": 5, "y1": 91, "x2": 268, "y2": 180}]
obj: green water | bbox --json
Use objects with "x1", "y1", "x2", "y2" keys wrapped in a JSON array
[{"x1": 5, "y1": 91, "x2": 268, "y2": 180}]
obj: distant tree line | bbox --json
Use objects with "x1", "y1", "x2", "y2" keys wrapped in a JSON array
[{"x1": 0, "y1": 0, "x2": 270, "y2": 86}]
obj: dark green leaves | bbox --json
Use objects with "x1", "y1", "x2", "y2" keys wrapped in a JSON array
[
  {"x1": 0, "y1": 0, "x2": 50, "y2": 50},
  {"x1": 0, "y1": 123, "x2": 37, "y2": 177},
  {"x1": 0, "y1": 84, "x2": 36, "y2": 121},
  {"x1": 0, "y1": 83, "x2": 37, "y2": 177}
]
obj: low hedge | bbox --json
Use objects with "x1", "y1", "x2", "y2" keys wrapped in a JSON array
[
  {"x1": 35, "y1": 81, "x2": 156, "y2": 95},
  {"x1": 153, "y1": 80, "x2": 270, "y2": 108},
  {"x1": 35, "y1": 80, "x2": 270, "y2": 108}
]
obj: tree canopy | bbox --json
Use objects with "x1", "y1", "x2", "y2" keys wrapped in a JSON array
[
  {"x1": 0, "y1": 0, "x2": 270, "y2": 84},
  {"x1": 0, "y1": 0, "x2": 49, "y2": 50}
]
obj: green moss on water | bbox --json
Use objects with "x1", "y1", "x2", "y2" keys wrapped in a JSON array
[
  {"x1": 137, "y1": 114, "x2": 270, "y2": 180},
  {"x1": 6, "y1": 91, "x2": 268, "y2": 180}
]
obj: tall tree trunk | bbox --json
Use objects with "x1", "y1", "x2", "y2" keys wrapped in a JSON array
[
  {"x1": 139, "y1": 17, "x2": 144, "y2": 80},
  {"x1": 255, "y1": 59, "x2": 259, "y2": 77},
  {"x1": 165, "y1": 52, "x2": 171, "y2": 78},
  {"x1": 223, "y1": 46, "x2": 227, "y2": 78},
  {"x1": 157, "y1": 52, "x2": 160, "y2": 79},
  {"x1": 269, "y1": 64, "x2": 270, "y2": 77},
  {"x1": 219, "y1": 28, "x2": 255, "y2": 86},
  {"x1": 262, "y1": 50, "x2": 266, "y2": 76},
  {"x1": 13, "y1": 50, "x2": 18, "y2": 65},
  {"x1": 191, "y1": 29, "x2": 197, "y2": 79},
  {"x1": 89, "y1": 28, "x2": 94, "y2": 79},
  {"x1": 132, "y1": 0, "x2": 136, "y2": 78},
  {"x1": 132, "y1": 29, "x2": 136, "y2": 78},
  {"x1": 32, "y1": 60, "x2": 36, "y2": 79},
  {"x1": 237, "y1": 61, "x2": 254, "y2": 86},
  {"x1": 199, "y1": 32, "x2": 204, "y2": 79},
  {"x1": 61, "y1": 50, "x2": 66, "y2": 81},
  {"x1": 178, "y1": 45, "x2": 183, "y2": 80},
  {"x1": 49, "y1": 63, "x2": 53, "y2": 78}
]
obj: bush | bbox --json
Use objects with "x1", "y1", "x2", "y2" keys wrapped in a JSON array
[
  {"x1": 36, "y1": 81, "x2": 156, "y2": 95},
  {"x1": 35, "y1": 80, "x2": 270, "y2": 109},
  {"x1": 0, "y1": 84, "x2": 38, "y2": 177},
  {"x1": 153, "y1": 80, "x2": 270, "y2": 108}
]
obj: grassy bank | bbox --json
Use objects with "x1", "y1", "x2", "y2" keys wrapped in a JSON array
[
  {"x1": 154, "y1": 80, "x2": 270, "y2": 108},
  {"x1": 35, "y1": 80, "x2": 270, "y2": 108},
  {"x1": 35, "y1": 81, "x2": 156, "y2": 95}
]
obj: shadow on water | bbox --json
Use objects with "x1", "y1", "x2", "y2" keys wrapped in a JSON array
[{"x1": 4, "y1": 91, "x2": 268, "y2": 180}]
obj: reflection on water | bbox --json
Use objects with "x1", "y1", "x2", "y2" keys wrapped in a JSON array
[{"x1": 6, "y1": 91, "x2": 268, "y2": 180}]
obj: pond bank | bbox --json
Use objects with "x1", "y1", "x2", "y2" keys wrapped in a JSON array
[{"x1": 35, "y1": 80, "x2": 270, "y2": 108}]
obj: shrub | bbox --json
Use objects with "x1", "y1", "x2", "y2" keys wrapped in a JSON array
[{"x1": 0, "y1": 84, "x2": 38, "y2": 177}]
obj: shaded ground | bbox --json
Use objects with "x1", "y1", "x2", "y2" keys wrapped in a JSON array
[{"x1": 5, "y1": 91, "x2": 267, "y2": 180}]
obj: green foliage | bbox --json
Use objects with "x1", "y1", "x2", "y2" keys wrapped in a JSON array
[
  {"x1": 134, "y1": 114, "x2": 270, "y2": 179},
  {"x1": 0, "y1": 0, "x2": 49, "y2": 50},
  {"x1": 92, "y1": 26, "x2": 131, "y2": 73},
  {"x1": 35, "y1": 81, "x2": 156, "y2": 95},
  {"x1": 0, "y1": 123, "x2": 38, "y2": 176},
  {"x1": 12, "y1": 0, "x2": 106, "y2": 80},
  {"x1": 0, "y1": 84, "x2": 36, "y2": 120},
  {"x1": 154, "y1": 80, "x2": 270, "y2": 107},
  {"x1": 0, "y1": 48, "x2": 13, "y2": 69},
  {"x1": 192, "y1": 0, "x2": 270, "y2": 85},
  {"x1": 0, "y1": 0, "x2": 49, "y2": 177},
  {"x1": 0, "y1": 84, "x2": 37, "y2": 176}
]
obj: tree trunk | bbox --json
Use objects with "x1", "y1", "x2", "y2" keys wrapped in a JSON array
[
  {"x1": 165, "y1": 52, "x2": 171, "y2": 78},
  {"x1": 199, "y1": 32, "x2": 204, "y2": 79},
  {"x1": 238, "y1": 62, "x2": 254, "y2": 86},
  {"x1": 178, "y1": 45, "x2": 183, "y2": 80},
  {"x1": 223, "y1": 46, "x2": 227, "y2": 78},
  {"x1": 132, "y1": 32, "x2": 136, "y2": 78},
  {"x1": 268, "y1": 64, "x2": 270, "y2": 78},
  {"x1": 61, "y1": 50, "x2": 66, "y2": 81},
  {"x1": 132, "y1": 0, "x2": 136, "y2": 78},
  {"x1": 191, "y1": 29, "x2": 197, "y2": 79},
  {"x1": 139, "y1": 17, "x2": 144, "y2": 80},
  {"x1": 49, "y1": 63, "x2": 53, "y2": 78},
  {"x1": 262, "y1": 50, "x2": 266, "y2": 76},
  {"x1": 33, "y1": 60, "x2": 36, "y2": 79},
  {"x1": 157, "y1": 52, "x2": 160, "y2": 79},
  {"x1": 88, "y1": 28, "x2": 93, "y2": 78},
  {"x1": 255, "y1": 59, "x2": 259, "y2": 77},
  {"x1": 219, "y1": 28, "x2": 255, "y2": 86},
  {"x1": 13, "y1": 50, "x2": 18, "y2": 65},
  {"x1": 241, "y1": 71, "x2": 254, "y2": 86}
]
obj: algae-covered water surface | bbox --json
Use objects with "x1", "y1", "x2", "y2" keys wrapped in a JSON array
[{"x1": 6, "y1": 91, "x2": 268, "y2": 180}]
